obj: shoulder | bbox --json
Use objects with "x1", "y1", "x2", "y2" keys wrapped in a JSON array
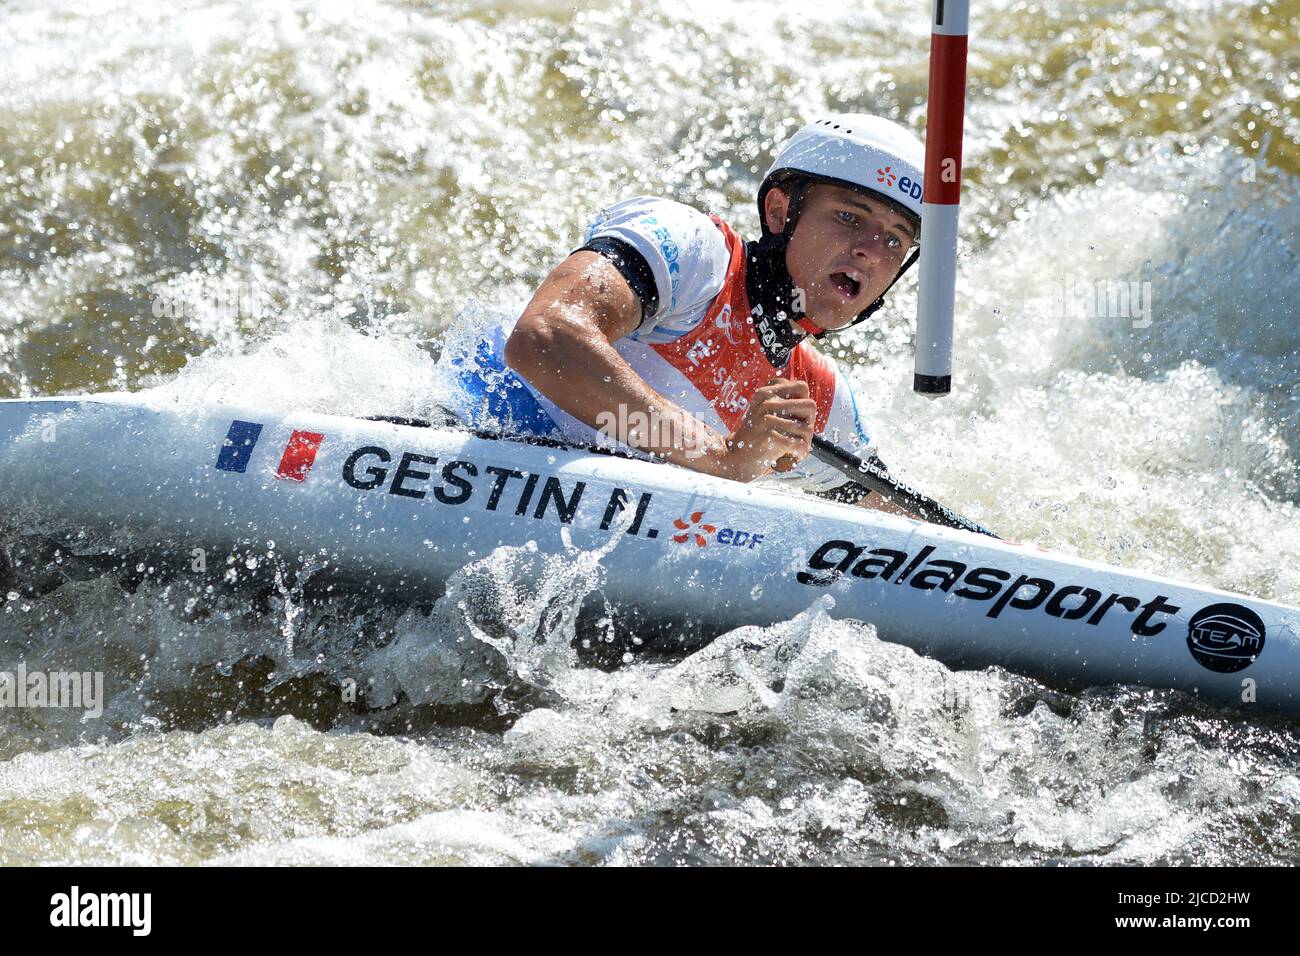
[
  {"x1": 580, "y1": 196, "x2": 732, "y2": 320},
  {"x1": 582, "y1": 196, "x2": 726, "y2": 250}
]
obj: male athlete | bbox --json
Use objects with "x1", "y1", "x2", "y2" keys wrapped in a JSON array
[{"x1": 449, "y1": 113, "x2": 924, "y2": 513}]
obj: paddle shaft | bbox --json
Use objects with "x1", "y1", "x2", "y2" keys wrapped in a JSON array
[
  {"x1": 809, "y1": 435, "x2": 997, "y2": 538},
  {"x1": 407, "y1": 409, "x2": 997, "y2": 538}
]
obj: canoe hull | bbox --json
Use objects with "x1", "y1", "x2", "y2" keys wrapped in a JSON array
[{"x1": 2, "y1": 395, "x2": 1297, "y2": 713}]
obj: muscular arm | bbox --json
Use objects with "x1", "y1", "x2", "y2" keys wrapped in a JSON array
[{"x1": 504, "y1": 251, "x2": 814, "y2": 482}]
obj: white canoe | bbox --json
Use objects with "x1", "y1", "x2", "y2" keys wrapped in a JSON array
[{"x1": 2, "y1": 393, "x2": 1297, "y2": 713}]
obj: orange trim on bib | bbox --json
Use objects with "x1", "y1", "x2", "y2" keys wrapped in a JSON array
[{"x1": 648, "y1": 216, "x2": 837, "y2": 433}]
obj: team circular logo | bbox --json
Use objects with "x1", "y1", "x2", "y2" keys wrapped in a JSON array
[{"x1": 1186, "y1": 603, "x2": 1266, "y2": 673}]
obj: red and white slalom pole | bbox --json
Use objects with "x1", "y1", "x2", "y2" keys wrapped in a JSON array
[{"x1": 914, "y1": 0, "x2": 970, "y2": 395}]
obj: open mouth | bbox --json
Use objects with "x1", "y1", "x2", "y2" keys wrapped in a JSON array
[{"x1": 829, "y1": 271, "x2": 861, "y2": 299}]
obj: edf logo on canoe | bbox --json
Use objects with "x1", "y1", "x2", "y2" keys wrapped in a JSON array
[
  {"x1": 671, "y1": 511, "x2": 764, "y2": 549},
  {"x1": 214, "y1": 420, "x2": 324, "y2": 482}
]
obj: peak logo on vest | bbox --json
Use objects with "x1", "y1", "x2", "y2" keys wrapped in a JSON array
[
  {"x1": 214, "y1": 419, "x2": 326, "y2": 482},
  {"x1": 751, "y1": 306, "x2": 800, "y2": 368}
]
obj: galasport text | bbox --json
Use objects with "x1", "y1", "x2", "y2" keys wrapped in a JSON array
[{"x1": 798, "y1": 539, "x2": 1180, "y2": 631}]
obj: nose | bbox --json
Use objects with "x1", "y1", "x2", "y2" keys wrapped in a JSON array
[{"x1": 849, "y1": 227, "x2": 892, "y2": 262}]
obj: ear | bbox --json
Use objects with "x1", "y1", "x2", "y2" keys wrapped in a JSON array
[{"x1": 762, "y1": 185, "x2": 791, "y2": 234}]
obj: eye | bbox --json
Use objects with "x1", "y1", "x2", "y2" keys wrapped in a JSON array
[{"x1": 836, "y1": 210, "x2": 858, "y2": 226}]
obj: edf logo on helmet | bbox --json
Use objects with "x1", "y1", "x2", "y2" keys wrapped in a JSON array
[
  {"x1": 760, "y1": 115, "x2": 925, "y2": 227},
  {"x1": 876, "y1": 165, "x2": 923, "y2": 202}
]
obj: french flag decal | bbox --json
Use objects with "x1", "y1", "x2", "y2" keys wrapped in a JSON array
[
  {"x1": 215, "y1": 420, "x2": 262, "y2": 473},
  {"x1": 215, "y1": 420, "x2": 326, "y2": 482},
  {"x1": 275, "y1": 429, "x2": 326, "y2": 482}
]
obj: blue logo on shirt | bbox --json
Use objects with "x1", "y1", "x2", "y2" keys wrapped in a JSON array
[{"x1": 646, "y1": 224, "x2": 681, "y2": 306}]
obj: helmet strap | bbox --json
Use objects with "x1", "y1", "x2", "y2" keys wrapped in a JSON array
[{"x1": 745, "y1": 230, "x2": 809, "y2": 368}]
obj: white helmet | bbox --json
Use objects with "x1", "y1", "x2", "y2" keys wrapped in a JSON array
[
  {"x1": 758, "y1": 114, "x2": 924, "y2": 236},
  {"x1": 755, "y1": 114, "x2": 925, "y2": 333}
]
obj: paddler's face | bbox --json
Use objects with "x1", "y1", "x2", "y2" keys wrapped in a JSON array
[{"x1": 764, "y1": 183, "x2": 917, "y2": 331}]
